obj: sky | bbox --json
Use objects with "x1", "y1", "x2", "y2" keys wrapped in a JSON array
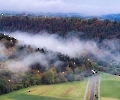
[{"x1": 0, "y1": 0, "x2": 120, "y2": 15}]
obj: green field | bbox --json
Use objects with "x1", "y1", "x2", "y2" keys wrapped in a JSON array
[
  {"x1": 0, "y1": 80, "x2": 87, "y2": 100},
  {"x1": 100, "y1": 73, "x2": 120, "y2": 100},
  {"x1": 1, "y1": 72, "x2": 120, "y2": 100}
]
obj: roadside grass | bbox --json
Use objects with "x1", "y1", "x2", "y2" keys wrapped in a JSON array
[
  {"x1": 0, "y1": 79, "x2": 87, "y2": 100},
  {"x1": 101, "y1": 97, "x2": 119, "y2": 100},
  {"x1": 100, "y1": 72, "x2": 120, "y2": 100},
  {"x1": 99, "y1": 72, "x2": 120, "y2": 81}
]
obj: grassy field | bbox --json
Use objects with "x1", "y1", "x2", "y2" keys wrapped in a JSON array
[
  {"x1": 1, "y1": 72, "x2": 120, "y2": 100},
  {"x1": 0, "y1": 80, "x2": 87, "y2": 100},
  {"x1": 100, "y1": 72, "x2": 120, "y2": 100}
]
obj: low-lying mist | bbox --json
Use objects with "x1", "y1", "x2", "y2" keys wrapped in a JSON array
[
  {"x1": 1, "y1": 31, "x2": 120, "y2": 75},
  {"x1": 5, "y1": 31, "x2": 120, "y2": 60}
]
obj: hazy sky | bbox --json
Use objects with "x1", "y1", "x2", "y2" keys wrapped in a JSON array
[{"x1": 0, "y1": 0, "x2": 120, "y2": 15}]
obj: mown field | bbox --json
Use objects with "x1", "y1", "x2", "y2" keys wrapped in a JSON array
[
  {"x1": 0, "y1": 79, "x2": 87, "y2": 100},
  {"x1": 100, "y1": 73, "x2": 120, "y2": 100},
  {"x1": 1, "y1": 72, "x2": 120, "y2": 100}
]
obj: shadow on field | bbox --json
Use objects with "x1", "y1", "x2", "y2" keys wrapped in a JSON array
[{"x1": 10, "y1": 93, "x2": 73, "y2": 100}]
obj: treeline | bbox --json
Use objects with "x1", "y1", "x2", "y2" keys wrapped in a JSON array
[
  {"x1": 0, "y1": 16, "x2": 120, "y2": 40},
  {"x1": 0, "y1": 33, "x2": 103, "y2": 95}
]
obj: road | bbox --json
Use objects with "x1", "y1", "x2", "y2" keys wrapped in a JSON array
[
  {"x1": 84, "y1": 74, "x2": 99, "y2": 100},
  {"x1": 90, "y1": 75, "x2": 97, "y2": 100}
]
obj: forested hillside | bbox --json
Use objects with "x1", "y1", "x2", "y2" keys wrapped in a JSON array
[
  {"x1": 0, "y1": 16, "x2": 120, "y2": 40},
  {"x1": 0, "y1": 33, "x2": 102, "y2": 95},
  {"x1": 1, "y1": 16, "x2": 120, "y2": 95}
]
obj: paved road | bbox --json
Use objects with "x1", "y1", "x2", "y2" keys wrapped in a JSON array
[
  {"x1": 90, "y1": 75, "x2": 97, "y2": 100},
  {"x1": 84, "y1": 74, "x2": 99, "y2": 100}
]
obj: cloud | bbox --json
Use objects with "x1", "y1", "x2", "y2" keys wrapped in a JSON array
[
  {"x1": 2, "y1": 31, "x2": 120, "y2": 76},
  {"x1": 0, "y1": 0, "x2": 120, "y2": 15},
  {"x1": 0, "y1": 0, "x2": 66, "y2": 13},
  {"x1": 6, "y1": 52, "x2": 50, "y2": 72},
  {"x1": 4, "y1": 31, "x2": 118, "y2": 60},
  {"x1": 5, "y1": 31, "x2": 92, "y2": 57},
  {"x1": 0, "y1": 42, "x2": 8, "y2": 60}
]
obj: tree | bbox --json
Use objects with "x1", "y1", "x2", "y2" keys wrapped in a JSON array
[
  {"x1": 41, "y1": 69, "x2": 55, "y2": 84},
  {"x1": 0, "y1": 78, "x2": 13, "y2": 94}
]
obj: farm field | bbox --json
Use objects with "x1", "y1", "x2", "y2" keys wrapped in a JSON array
[
  {"x1": 100, "y1": 73, "x2": 120, "y2": 100},
  {"x1": 1, "y1": 72, "x2": 120, "y2": 100},
  {"x1": 0, "y1": 79, "x2": 87, "y2": 100}
]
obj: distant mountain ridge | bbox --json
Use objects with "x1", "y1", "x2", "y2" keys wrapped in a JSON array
[
  {"x1": 99, "y1": 14, "x2": 120, "y2": 21},
  {"x1": 0, "y1": 11, "x2": 120, "y2": 21}
]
